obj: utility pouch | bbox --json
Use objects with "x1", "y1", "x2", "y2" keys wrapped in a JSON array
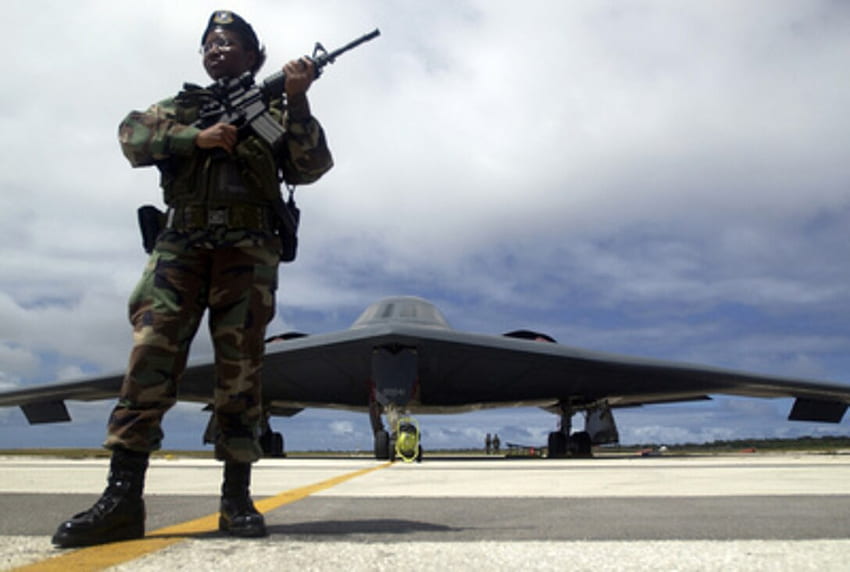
[{"x1": 137, "y1": 205, "x2": 166, "y2": 254}]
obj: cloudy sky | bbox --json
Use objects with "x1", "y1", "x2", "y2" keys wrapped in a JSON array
[{"x1": 1, "y1": 0, "x2": 849, "y2": 453}]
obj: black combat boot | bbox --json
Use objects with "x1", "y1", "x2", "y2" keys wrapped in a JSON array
[
  {"x1": 52, "y1": 447, "x2": 148, "y2": 548},
  {"x1": 219, "y1": 462, "x2": 267, "y2": 537}
]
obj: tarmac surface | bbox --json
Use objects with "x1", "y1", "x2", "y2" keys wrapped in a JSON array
[{"x1": 1, "y1": 452, "x2": 849, "y2": 571}]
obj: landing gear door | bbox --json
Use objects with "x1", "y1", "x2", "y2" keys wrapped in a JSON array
[
  {"x1": 586, "y1": 405, "x2": 619, "y2": 445},
  {"x1": 372, "y1": 346, "x2": 418, "y2": 407}
]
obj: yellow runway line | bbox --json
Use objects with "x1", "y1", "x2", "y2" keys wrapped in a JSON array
[{"x1": 14, "y1": 462, "x2": 392, "y2": 572}]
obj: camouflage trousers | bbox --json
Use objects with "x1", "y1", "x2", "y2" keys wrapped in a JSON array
[{"x1": 104, "y1": 235, "x2": 279, "y2": 463}]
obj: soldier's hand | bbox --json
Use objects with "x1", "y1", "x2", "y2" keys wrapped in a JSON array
[
  {"x1": 283, "y1": 57, "x2": 315, "y2": 97},
  {"x1": 196, "y1": 123, "x2": 238, "y2": 153}
]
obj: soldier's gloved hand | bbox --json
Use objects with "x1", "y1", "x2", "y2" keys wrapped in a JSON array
[{"x1": 196, "y1": 123, "x2": 238, "y2": 154}]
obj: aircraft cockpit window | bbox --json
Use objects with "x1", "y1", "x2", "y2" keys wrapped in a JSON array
[
  {"x1": 399, "y1": 303, "x2": 418, "y2": 318},
  {"x1": 351, "y1": 297, "x2": 452, "y2": 329}
]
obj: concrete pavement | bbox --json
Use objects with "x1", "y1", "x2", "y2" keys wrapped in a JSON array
[{"x1": 1, "y1": 453, "x2": 849, "y2": 571}]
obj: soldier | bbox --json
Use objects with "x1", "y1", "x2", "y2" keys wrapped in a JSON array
[{"x1": 52, "y1": 10, "x2": 333, "y2": 547}]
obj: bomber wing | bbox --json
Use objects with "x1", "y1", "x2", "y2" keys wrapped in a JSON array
[
  {"x1": 253, "y1": 318, "x2": 850, "y2": 423},
  {"x1": 2, "y1": 296, "x2": 849, "y2": 428}
]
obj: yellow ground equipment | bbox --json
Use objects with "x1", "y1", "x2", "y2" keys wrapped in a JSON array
[{"x1": 394, "y1": 416, "x2": 421, "y2": 463}]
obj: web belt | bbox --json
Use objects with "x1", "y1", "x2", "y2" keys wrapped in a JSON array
[{"x1": 166, "y1": 204, "x2": 275, "y2": 232}]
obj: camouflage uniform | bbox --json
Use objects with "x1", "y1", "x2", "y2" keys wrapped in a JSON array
[{"x1": 110, "y1": 84, "x2": 332, "y2": 463}]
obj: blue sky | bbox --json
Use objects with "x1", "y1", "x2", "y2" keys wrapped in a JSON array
[{"x1": 1, "y1": 1, "x2": 849, "y2": 452}]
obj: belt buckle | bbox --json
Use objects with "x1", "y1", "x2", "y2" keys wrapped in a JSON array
[{"x1": 207, "y1": 209, "x2": 228, "y2": 226}]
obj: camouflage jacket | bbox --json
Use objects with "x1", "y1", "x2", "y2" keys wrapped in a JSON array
[{"x1": 118, "y1": 84, "x2": 333, "y2": 211}]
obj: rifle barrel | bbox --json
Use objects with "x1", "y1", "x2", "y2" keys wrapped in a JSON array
[
  {"x1": 325, "y1": 28, "x2": 381, "y2": 63},
  {"x1": 258, "y1": 28, "x2": 381, "y2": 96}
]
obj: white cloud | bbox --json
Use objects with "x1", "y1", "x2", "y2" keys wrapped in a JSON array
[
  {"x1": 329, "y1": 420, "x2": 356, "y2": 437},
  {"x1": 0, "y1": 343, "x2": 38, "y2": 384}
]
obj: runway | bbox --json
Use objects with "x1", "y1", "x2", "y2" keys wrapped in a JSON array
[{"x1": 1, "y1": 453, "x2": 850, "y2": 571}]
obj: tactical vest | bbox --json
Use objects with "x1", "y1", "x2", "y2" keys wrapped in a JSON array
[{"x1": 158, "y1": 84, "x2": 284, "y2": 216}]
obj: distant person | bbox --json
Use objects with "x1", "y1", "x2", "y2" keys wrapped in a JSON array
[
  {"x1": 493, "y1": 434, "x2": 501, "y2": 454},
  {"x1": 51, "y1": 10, "x2": 333, "y2": 548},
  {"x1": 486, "y1": 433, "x2": 492, "y2": 454}
]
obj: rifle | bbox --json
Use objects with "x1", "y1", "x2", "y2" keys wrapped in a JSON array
[
  {"x1": 191, "y1": 28, "x2": 380, "y2": 262},
  {"x1": 194, "y1": 28, "x2": 380, "y2": 149}
]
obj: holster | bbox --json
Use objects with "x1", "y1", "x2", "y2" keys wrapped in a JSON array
[{"x1": 137, "y1": 205, "x2": 166, "y2": 254}]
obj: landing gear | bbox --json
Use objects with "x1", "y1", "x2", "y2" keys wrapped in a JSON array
[
  {"x1": 547, "y1": 401, "x2": 618, "y2": 458},
  {"x1": 374, "y1": 429, "x2": 393, "y2": 461},
  {"x1": 548, "y1": 401, "x2": 573, "y2": 458},
  {"x1": 547, "y1": 431, "x2": 567, "y2": 458},
  {"x1": 547, "y1": 429, "x2": 592, "y2": 458},
  {"x1": 371, "y1": 400, "x2": 394, "y2": 460},
  {"x1": 547, "y1": 401, "x2": 594, "y2": 459},
  {"x1": 260, "y1": 429, "x2": 285, "y2": 458},
  {"x1": 570, "y1": 430, "x2": 592, "y2": 457},
  {"x1": 203, "y1": 410, "x2": 286, "y2": 458},
  {"x1": 370, "y1": 403, "x2": 422, "y2": 462},
  {"x1": 368, "y1": 344, "x2": 422, "y2": 462}
]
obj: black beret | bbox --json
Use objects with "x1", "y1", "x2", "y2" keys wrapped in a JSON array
[{"x1": 201, "y1": 10, "x2": 260, "y2": 53}]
